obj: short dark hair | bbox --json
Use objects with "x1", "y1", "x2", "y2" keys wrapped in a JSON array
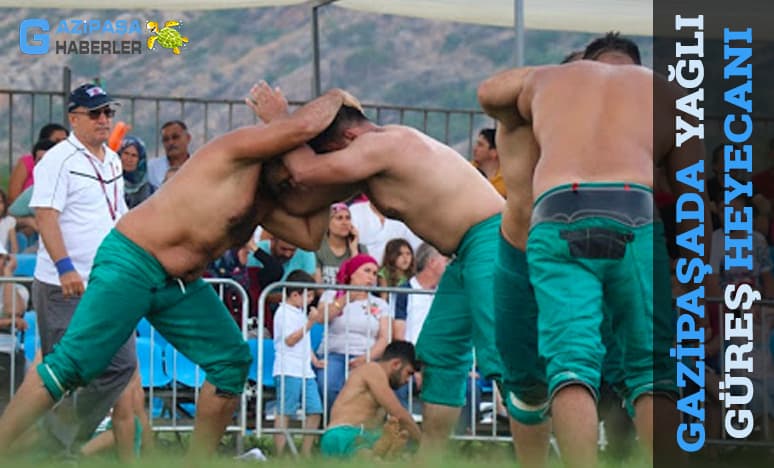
[
  {"x1": 32, "y1": 139, "x2": 56, "y2": 155},
  {"x1": 308, "y1": 106, "x2": 369, "y2": 153},
  {"x1": 479, "y1": 128, "x2": 496, "y2": 149},
  {"x1": 38, "y1": 123, "x2": 68, "y2": 141},
  {"x1": 561, "y1": 50, "x2": 584, "y2": 64},
  {"x1": 161, "y1": 120, "x2": 188, "y2": 132},
  {"x1": 381, "y1": 340, "x2": 421, "y2": 371},
  {"x1": 583, "y1": 31, "x2": 641, "y2": 65},
  {"x1": 285, "y1": 269, "x2": 315, "y2": 295}
]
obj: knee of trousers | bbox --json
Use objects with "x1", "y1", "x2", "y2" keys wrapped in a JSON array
[
  {"x1": 202, "y1": 339, "x2": 252, "y2": 396},
  {"x1": 498, "y1": 379, "x2": 549, "y2": 425},
  {"x1": 37, "y1": 356, "x2": 83, "y2": 402}
]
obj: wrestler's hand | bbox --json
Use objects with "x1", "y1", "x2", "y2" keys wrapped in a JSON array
[
  {"x1": 246, "y1": 81, "x2": 288, "y2": 123},
  {"x1": 60, "y1": 270, "x2": 85, "y2": 298},
  {"x1": 329, "y1": 88, "x2": 365, "y2": 114}
]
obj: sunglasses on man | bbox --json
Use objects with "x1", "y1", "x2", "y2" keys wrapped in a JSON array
[{"x1": 70, "y1": 107, "x2": 116, "y2": 119}]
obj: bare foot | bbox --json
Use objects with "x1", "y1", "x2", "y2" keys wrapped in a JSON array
[
  {"x1": 386, "y1": 429, "x2": 409, "y2": 459},
  {"x1": 373, "y1": 416, "x2": 401, "y2": 457}
]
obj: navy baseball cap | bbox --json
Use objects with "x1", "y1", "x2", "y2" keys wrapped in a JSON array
[{"x1": 68, "y1": 83, "x2": 120, "y2": 112}]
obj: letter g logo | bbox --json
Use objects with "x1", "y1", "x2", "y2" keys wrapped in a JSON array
[{"x1": 20, "y1": 18, "x2": 50, "y2": 55}]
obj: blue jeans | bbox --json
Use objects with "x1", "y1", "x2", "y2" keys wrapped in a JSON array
[{"x1": 315, "y1": 352, "x2": 349, "y2": 414}]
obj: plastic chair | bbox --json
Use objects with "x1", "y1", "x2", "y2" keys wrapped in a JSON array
[
  {"x1": 135, "y1": 337, "x2": 171, "y2": 388},
  {"x1": 477, "y1": 377, "x2": 493, "y2": 394},
  {"x1": 247, "y1": 338, "x2": 275, "y2": 388},
  {"x1": 164, "y1": 343, "x2": 206, "y2": 388},
  {"x1": 22, "y1": 311, "x2": 38, "y2": 362},
  {"x1": 14, "y1": 254, "x2": 36, "y2": 277},
  {"x1": 136, "y1": 317, "x2": 168, "y2": 348}
]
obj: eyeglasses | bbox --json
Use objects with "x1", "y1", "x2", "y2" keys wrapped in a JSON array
[{"x1": 70, "y1": 107, "x2": 116, "y2": 119}]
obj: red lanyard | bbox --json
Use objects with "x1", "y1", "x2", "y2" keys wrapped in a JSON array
[{"x1": 83, "y1": 153, "x2": 118, "y2": 221}]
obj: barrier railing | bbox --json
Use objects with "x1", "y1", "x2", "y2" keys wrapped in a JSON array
[{"x1": 253, "y1": 280, "x2": 514, "y2": 452}]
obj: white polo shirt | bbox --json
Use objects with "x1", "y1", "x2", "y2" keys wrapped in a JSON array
[
  {"x1": 146, "y1": 156, "x2": 170, "y2": 190},
  {"x1": 30, "y1": 134, "x2": 127, "y2": 286},
  {"x1": 272, "y1": 303, "x2": 315, "y2": 379}
]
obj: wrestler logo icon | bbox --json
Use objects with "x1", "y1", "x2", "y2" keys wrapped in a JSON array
[{"x1": 146, "y1": 20, "x2": 188, "y2": 55}]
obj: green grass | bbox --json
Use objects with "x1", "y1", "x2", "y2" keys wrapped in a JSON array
[{"x1": 2, "y1": 432, "x2": 658, "y2": 468}]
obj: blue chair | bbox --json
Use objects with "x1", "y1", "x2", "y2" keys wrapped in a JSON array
[
  {"x1": 15, "y1": 232, "x2": 28, "y2": 253},
  {"x1": 164, "y1": 343, "x2": 206, "y2": 388},
  {"x1": 770, "y1": 332, "x2": 774, "y2": 358},
  {"x1": 247, "y1": 338, "x2": 275, "y2": 388},
  {"x1": 135, "y1": 337, "x2": 171, "y2": 388},
  {"x1": 310, "y1": 323, "x2": 324, "y2": 352},
  {"x1": 22, "y1": 311, "x2": 38, "y2": 362},
  {"x1": 477, "y1": 377, "x2": 493, "y2": 394},
  {"x1": 14, "y1": 254, "x2": 36, "y2": 277},
  {"x1": 136, "y1": 318, "x2": 168, "y2": 348}
]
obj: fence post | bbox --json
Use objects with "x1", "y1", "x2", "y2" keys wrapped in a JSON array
[{"x1": 62, "y1": 66, "x2": 71, "y2": 123}]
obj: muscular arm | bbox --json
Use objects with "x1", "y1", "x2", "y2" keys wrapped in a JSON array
[
  {"x1": 365, "y1": 368, "x2": 422, "y2": 441},
  {"x1": 280, "y1": 146, "x2": 362, "y2": 215},
  {"x1": 284, "y1": 135, "x2": 386, "y2": 186},
  {"x1": 261, "y1": 206, "x2": 329, "y2": 252},
  {"x1": 224, "y1": 89, "x2": 350, "y2": 163},
  {"x1": 477, "y1": 67, "x2": 536, "y2": 129}
]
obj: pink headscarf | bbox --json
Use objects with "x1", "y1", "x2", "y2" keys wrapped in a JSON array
[{"x1": 336, "y1": 254, "x2": 378, "y2": 285}]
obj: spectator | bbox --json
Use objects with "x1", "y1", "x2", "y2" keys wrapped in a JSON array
[
  {"x1": 10, "y1": 140, "x2": 58, "y2": 252},
  {"x1": 349, "y1": 200, "x2": 422, "y2": 264},
  {"x1": 393, "y1": 243, "x2": 446, "y2": 344},
  {"x1": 162, "y1": 164, "x2": 180, "y2": 184},
  {"x1": 392, "y1": 243, "x2": 447, "y2": 410},
  {"x1": 118, "y1": 136, "x2": 154, "y2": 209},
  {"x1": 29, "y1": 83, "x2": 136, "y2": 458},
  {"x1": 316, "y1": 254, "x2": 390, "y2": 413},
  {"x1": 472, "y1": 128, "x2": 506, "y2": 198},
  {"x1": 377, "y1": 238, "x2": 415, "y2": 301},
  {"x1": 272, "y1": 270, "x2": 325, "y2": 457},
  {"x1": 147, "y1": 120, "x2": 191, "y2": 189},
  {"x1": 249, "y1": 236, "x2": 316, "y2": 281},
  {"x1": 8, "y1": 123, "x2": 68, "y2": 203},
  {"x1": 0, "y1": 251, "x2": 28, "y2": 413},
  {"x1": 315, "y1": 203, "x2": 367, "y2": 285},
  {"x1": 0, "y1": 190, "x2": 18, "y2": 254}
]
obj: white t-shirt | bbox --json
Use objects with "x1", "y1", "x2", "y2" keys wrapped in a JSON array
[
  {"x1": 0, "y1": 216, "x2": 16, "y2": 252},
  {"x1": 348, "y1": 202, "x2": 422, "y2": 264},
  {"x1": 146, "y1": 156, "x2": 170, "y2": 190},
  {"x1": 272, "y1": 303, "x2": 315, "y2": 378},
  {"x1": 30, "y1": 134, "x2": 126, "y2": 286},
  {"x1": 319, "y1": 292, "x2": 389, "y2": 357},
  {"x1": 404, "y1": 277, "x2": 434, "y2": 345}
]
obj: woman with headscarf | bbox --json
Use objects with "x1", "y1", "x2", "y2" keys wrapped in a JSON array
[
  {"x1": 315, "y1": 254, "x2": 390, "y2": 412},
  {"x1": 119, "y1": 136, "x2": 154, "y2": 209}
]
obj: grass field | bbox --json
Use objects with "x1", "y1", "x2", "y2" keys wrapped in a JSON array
[{"x1": 3, "y1": 433, "x2": 657, "y2": 468}]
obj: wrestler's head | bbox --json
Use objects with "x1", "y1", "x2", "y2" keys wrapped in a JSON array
[
  {"x1": 381, "y1": 341, "x2": 421, "y2": 389},
  {"x1": 308, "y1": 105, "x2": 370, "y2": 153},
  {"x1": 583, "y1": 31, "x2": 641, "y2": 65}
]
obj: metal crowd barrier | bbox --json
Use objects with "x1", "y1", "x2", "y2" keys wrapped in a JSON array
[
  {"x1": 253, "y1": 280, "x2": 513, "y2": 453},
  {"x1": 0, "y1": 276, "x2": 250, "y2": 453}
]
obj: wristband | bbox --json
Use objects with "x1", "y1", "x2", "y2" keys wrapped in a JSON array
[{"x1": 55, "y1": 257, "x2": 75, "y2": 275}]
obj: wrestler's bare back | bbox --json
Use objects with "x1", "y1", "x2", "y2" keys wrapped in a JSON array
[
  {"x1": 117, "y1": 141, "x2": 274, "y2": 281},
  {"x1": 519, "y1": 61, "x2": 654, "y2": 198},
  {"x1": 355, "y1": 125, "x2": 504, "y2": 255}
]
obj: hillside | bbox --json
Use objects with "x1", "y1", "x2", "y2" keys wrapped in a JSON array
[{"x1": 1, "y1": 5, "x2": 652, "y2": 161}]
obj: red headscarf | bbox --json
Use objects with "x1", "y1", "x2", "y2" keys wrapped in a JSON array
[{"x1": 336, "y1": 254, "x2": 378, "y2": 285}]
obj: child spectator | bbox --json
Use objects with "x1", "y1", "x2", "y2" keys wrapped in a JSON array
[
  {"x1": 273, "y1": 270, "x2": 325, "y2": 457},
  {"x1": 377, "y1": 239, "x2": 415, "y2": 300}
]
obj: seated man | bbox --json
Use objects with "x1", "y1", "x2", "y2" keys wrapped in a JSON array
[{"x1": 320, "y1": 340, "x2": 422, "y2": 459}]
